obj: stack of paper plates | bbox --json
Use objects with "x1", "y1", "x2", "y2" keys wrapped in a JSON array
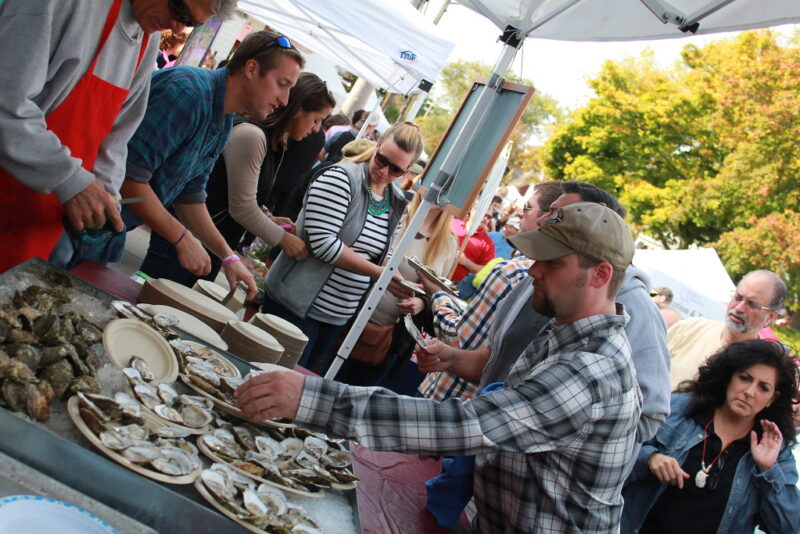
[
  {"x1": 192, "y1": 280, "x2": 246, "y2": 312},
  {"x1": 139, "y1": 278, "x2": 237, "y2": 332},
  {"x1": 137, "y1": 303, "x2": 228, "y2": 351},
  {"x1": 221, "y1": 320, "x2": 284, "y2": 364},
  {"x1": 248, "y1": 313, "x2": 308, "y2": 369}
]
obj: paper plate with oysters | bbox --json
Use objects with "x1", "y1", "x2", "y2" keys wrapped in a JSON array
[
  {"x1": 196, "y1": 424, "x2": 358, "y2": 499},
  {"x1": 67, "y1": 392, "x2": 203, "y2": 484},
  {"x1": 196, "y1": 464, "x2": 324, "y2": 534}
]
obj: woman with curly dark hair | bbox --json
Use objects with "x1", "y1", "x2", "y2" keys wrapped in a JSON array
[{"x1": 622, "y1": 339, "x2": 799, "y2": 534}]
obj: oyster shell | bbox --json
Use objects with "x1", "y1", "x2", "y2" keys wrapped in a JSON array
[
  {"x1": 242, "y1": 487, "x2": 270, "y2": 517},
  {"x1": 151, "y1": 425, "x2": 191, "y2": 439},
  {"x1": 254, "y1": 436, "x2": 283, "y2": 459},
  {"x1": 303, "y1": 436, "x2": 328, "y2": 458},
  {"x1": 320, "y1": 449, "x2": 353, "y2": 469},
  {"x1": 112, "y1": 300, "x2": 149, "y2": 321},
  {"x1": 157, "y1": 383, "x2": 179, "y2": 405},
  {"x1": 180, "y1": 404, "x2": 213, "y2": 428},
  {"x1": 254, "y1": 484, "x2": 287, "y2": 516},
  {"x1": 201, "y1": 469, "x2": 237, "y2": 501},
  {"x1": 129, "y1": 356, "x2": 156, "y2": 382},
  {"x1": 123, "y1": 444, "x2": 161, "y2": 464},
  {"x1": 114, "y1": 423, "x2": 150, "y2": 441},
  {"x1": 133, "y1": 383, "x2": 160, "y2": 409},
  {"x1": 279, "y1": 438, "x2": 303, "y2": 460},
  {"x1": 151, "y1": 446, "x2": 198, "y2": 476},
  {"x1": 153, "y1": 403, "x2": 183, "y2": 424},
  {"x1": 75, "y1": 318, "x2": 102, "y2": 344},
  {"x1": 99, "y1": 428, "x2": 132, "y2": 450}
]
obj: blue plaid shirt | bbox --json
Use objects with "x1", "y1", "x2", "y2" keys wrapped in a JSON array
[{"x1": 124, "y1": 66, "x2": 232, "y2": 224}]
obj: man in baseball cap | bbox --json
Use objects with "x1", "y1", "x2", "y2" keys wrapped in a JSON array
[{"x1": 235, "y1": 200, "x2": 643, "y2": 533}]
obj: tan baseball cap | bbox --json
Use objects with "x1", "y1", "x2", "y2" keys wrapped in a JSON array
[{"x1": 507, "y1": 202, "x2": 634, "y2": 271}]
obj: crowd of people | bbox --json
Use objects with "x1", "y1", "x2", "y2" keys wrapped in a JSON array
[{"x1": 1, "y1": 2, "x2": 798, "y2": 533}]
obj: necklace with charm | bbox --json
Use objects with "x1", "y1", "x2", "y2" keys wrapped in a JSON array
[{"x1": 695, "y1": 417, "x2": 738, "y2": 489}]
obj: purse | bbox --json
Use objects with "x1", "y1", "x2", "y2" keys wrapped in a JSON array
[{"x1": 335, "y1": 321, "x2": 395, "y2": 366}]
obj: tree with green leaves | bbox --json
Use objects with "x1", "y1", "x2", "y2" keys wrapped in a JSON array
[{"x1": 542, "y1": 30, "x2": 800, "y2": 307}]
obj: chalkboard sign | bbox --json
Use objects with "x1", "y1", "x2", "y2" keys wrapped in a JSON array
[{"x1": 418, "y1": 78, "x2": 533, "y2": 219}]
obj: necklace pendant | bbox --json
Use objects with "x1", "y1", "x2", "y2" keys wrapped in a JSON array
[{"x1": 695, "y1": 469, "x2": 708, "y2": 489}]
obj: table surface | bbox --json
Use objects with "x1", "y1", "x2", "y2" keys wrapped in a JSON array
[{"x1": 69, "y1": 260, "x2": 456, "y2": 534}]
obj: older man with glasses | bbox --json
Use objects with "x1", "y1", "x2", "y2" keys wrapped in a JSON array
[
  {"x1": 0, "y1": 0, "x2": 236, "y2": 273},
  {"x1": 668, "y1": 269, "x2": 788, "y2": 389}
]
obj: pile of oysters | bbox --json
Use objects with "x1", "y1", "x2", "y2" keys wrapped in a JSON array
[{"x1": 0, "y1": 278, "x2": 105, "y2": 421}]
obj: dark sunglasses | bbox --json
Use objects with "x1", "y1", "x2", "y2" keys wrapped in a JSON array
[
  {"x1": 374, "y1": 151, "x2": 407, "y2": 177},
  {"x1": 168, "y1": 0, "x2": 202, "y2": 27},
  {"x1": 246, "y1": 36, "x2": 294, "y2": 61}
]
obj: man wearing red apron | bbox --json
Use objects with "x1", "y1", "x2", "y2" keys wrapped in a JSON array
[{"x1": 0, "y1": 0, "x2": 226, "y2": 272}]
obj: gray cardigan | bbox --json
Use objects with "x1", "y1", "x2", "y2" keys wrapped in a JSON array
[{"x1": 264, "y1": 160, "x2": 408, "y2": 319}]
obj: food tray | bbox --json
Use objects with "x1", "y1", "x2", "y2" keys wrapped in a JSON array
[{"x1": 405, "y1": 256, "x2": 459, "y2": 296}]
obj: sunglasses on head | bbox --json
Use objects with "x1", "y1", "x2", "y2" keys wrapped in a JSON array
[
  {"x1": 168, "y1": 0, "x2": 202, "y2": 27},
  {"x1": 374, "y1": 151, "x2": 407, "y2": 177},
  {"x1": 246, "y1": 36, "x2": 294, "y2": 61}
]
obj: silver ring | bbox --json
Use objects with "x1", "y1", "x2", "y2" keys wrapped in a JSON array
[{"x1": 774, "y1": 437, "x2": 779, "y2": 441}]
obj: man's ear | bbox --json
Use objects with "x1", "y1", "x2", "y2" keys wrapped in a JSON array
[{"x1": 591, "y1": 262, "x2": 614, "y2": 289}]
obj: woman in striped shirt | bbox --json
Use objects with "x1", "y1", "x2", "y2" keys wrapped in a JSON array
[{"x1": 262, "y1": 122, "x2": 425, "y2": 374}]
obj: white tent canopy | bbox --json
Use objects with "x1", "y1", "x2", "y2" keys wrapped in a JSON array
[
  {"x1": 459, "y1": 0, "x2": 800, "y2": 41},
  {"x1": 237, "y1": 0, "x2": 455, "y2": 95}
]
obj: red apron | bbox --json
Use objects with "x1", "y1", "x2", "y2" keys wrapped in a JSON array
[{"x1": 0, "y1": 0, "x2": 149, "y2": 272}]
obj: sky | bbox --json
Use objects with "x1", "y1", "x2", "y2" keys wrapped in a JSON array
[{"x1": 426, "y1": 1, "x2": 798, "y2": 110}]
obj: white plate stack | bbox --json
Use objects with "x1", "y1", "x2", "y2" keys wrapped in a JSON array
[
  {"x1": 139, "y1": 278, "x2": 237, "y2": 333},
  {"x1": 221, "y1": 320, "x2": 284, "y2": 364},
  {"x1": 248, "y1": 313, "x2": 309, "y2": 369}
]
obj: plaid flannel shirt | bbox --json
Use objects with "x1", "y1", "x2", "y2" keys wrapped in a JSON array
[
  {"x1": 419, "y1": 255, "x2": 533, "y2": 400},
  {"x1": 295, "y1": 310, "x2": 642, "y2": 533},
  {"x1": 124, "y1": 67, "x2": 233, "y2": 221}
]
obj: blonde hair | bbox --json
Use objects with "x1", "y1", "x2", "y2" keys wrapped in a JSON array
[
  {"x1": 401, "y1": 192, "x2": 454, "y2": 266},
  {"x1": 343, "y1": 121, "x2": 424, "y2": 166}
]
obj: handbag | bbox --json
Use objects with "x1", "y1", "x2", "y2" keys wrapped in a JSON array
[{"x1": 335, "y1": 321, "x2": 394, "y2": 366}]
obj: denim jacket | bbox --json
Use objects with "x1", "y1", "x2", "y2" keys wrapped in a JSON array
[{"x1": 622, "y1": 393, "x2": 800, "y2": 534}]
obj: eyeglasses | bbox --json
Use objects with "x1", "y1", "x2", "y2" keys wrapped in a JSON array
[
  {"x1": 523, "y1": 202, "x2": 548, "y2": 214},
  {"x1": 730, "y1": 292, "x2": 772, "y2": 312},
  {"x1": 168, "y1": 0, "x2": 202, "y2": 27},
  {"x1": 246, "y1": 36, "x2": 294, "y2": 62},
  {"x1": 374, "y1": 151, "x2": 407, "y2": 177}
]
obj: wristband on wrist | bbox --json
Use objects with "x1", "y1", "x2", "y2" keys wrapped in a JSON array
[
  {"x1": 221, "y1": 254, "x2": 240, "y2": 266},
  {"x1": 172, "y1": 228, "x2": 188, "y2": 246}
]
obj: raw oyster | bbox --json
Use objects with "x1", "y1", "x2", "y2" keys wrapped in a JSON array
[
  {"x1": 75, "y1": 318, "x2": 102, "y2": 344},
  {"x1": 254, "y1": 484, "x2": 287, "y2": 516},
  {"x1": 129, "y1": 356, "x2": 156, "y2": 382},
  {"x1": 180, "y1": 404, "x2": 213, "y2": 428},
  {"x1": 111, "y1": 300, "x2": 149, "y2": 321},
  {"x1": 2, "y1": 380, "x2": 28, "y2": 412},
  {"x1": 151, "y1": 425, "x2": 191, "y2": 439},
  {"x1": 157, "y1": 383, "x2": 179, "y2": 405},
  {"x1": 242, "y1": 487, "x2": 270, "y2": 517},
  {"x1": 155, "y1": 437, "x2": 199, "y2": 456},
  {"x1": 302, "y1": 436, "x2": 328, "y2": 458},
  {"x1": 114, "y1": 423, "x2": 150, "y2": 441},
  {"x1": 99, "y1": 428, "x2": 132, "y2": 450},
  {"x1": 123, "y1": 444, "x2": 161, "y2": 464},
  {"x1": 151, "y1": 446, "x2": 198, "y2": 476},
  {"x1": 153, "y1": 403, "x2": 183, "y2": 424},
  {"x1": 133, "y1": 383, "x2": 160, "y2": 409},
  {"x1": 320, "y1": 449, "x2": 353, "y2": 469}
]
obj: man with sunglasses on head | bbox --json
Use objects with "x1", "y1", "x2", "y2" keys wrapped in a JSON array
[
  {"x1": 112, "y1": 31, "x2": 304, "y2": 300},
  {"x1": 668, "y1": 269, "x2": 788, "y2": 389},
  {"x1": 0, "y1": 0, "x2": 235, "y2": 272}
]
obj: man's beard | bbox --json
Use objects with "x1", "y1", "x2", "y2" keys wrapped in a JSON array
[
  {"x1": 532, "y1": 286, "x2": 556, "y2": 317},
  {"x1": 724, "y1": 310, "x2": 753, "y2": 334}
]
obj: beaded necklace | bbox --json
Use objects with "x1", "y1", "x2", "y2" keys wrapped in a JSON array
[
  {"x1": 368, "y1": 187, "x2": 390, "y2": 216},
  {"x1": 694, "y1": 417, "x2": 747, "y2": 489}
]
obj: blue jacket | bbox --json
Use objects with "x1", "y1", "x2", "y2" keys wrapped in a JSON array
[{"x1": 622, "y1": 393, "x2": 800, "y2": 534}]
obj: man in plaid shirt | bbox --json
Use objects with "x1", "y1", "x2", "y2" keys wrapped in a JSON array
[
  {"x1": 417, "y1": 182, "x2": 563, "y2": 401},
  {"x1": 237, "y1": 202, "x2": 642, "y2": 533}
]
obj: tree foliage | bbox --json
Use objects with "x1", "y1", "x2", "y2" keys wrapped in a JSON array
[
  {"x1": 417, "y1": 60, "x2": 562, "y2": 172},
  {"x1": 542, "y1": 30, "x2": 800, "y2": 306}
]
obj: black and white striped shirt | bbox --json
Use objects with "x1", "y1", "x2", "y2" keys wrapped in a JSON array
[{"x1": 304, "y1": 167, "x2": 390, "y2": 320}]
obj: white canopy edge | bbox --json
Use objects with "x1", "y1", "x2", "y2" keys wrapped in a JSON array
[
  {"x1": 237, "y1": 0, "x2": 455, "y2": 95},
  {"x1": 458, "y1": 0, "x2": 800, "y2": 41}
]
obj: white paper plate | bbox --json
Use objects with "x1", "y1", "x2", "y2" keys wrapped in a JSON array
[
  {"x1": 227, "y1": 321, "x2": 284, "y2": 352},
  {"x1": 147, "y1": 279, "x2": 237, "y2": 325},
  {"x1": 137, "y1": 303, "x2": 228, "y2": 351},
  {"x1": 193, "y1": 279, "x2": 227, "y2": 302},
  {"x1": 102, "y1": 319, "x2": 179, "y2": 383},
  {"x1": 250, "y1": 313, "x2": 309, "y2": 342},
  {"x1": 0, "y1": 495, "x2": 117, "y2": 534}
]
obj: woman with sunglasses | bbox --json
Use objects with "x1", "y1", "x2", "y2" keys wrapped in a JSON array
[
  {"x1": 622, "y1": 339, "x2": 800, "y2": 534},
  {"x1": 263, "y1": 122, "x2": 424, "y2": 374},
  {"x1": 194, "y1": 72, "x2": 335, "y2": 284}
]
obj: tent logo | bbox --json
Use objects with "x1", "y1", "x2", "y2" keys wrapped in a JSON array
[{"x1": 399, "y1": 50, "x2": 417, "y2": 63}]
